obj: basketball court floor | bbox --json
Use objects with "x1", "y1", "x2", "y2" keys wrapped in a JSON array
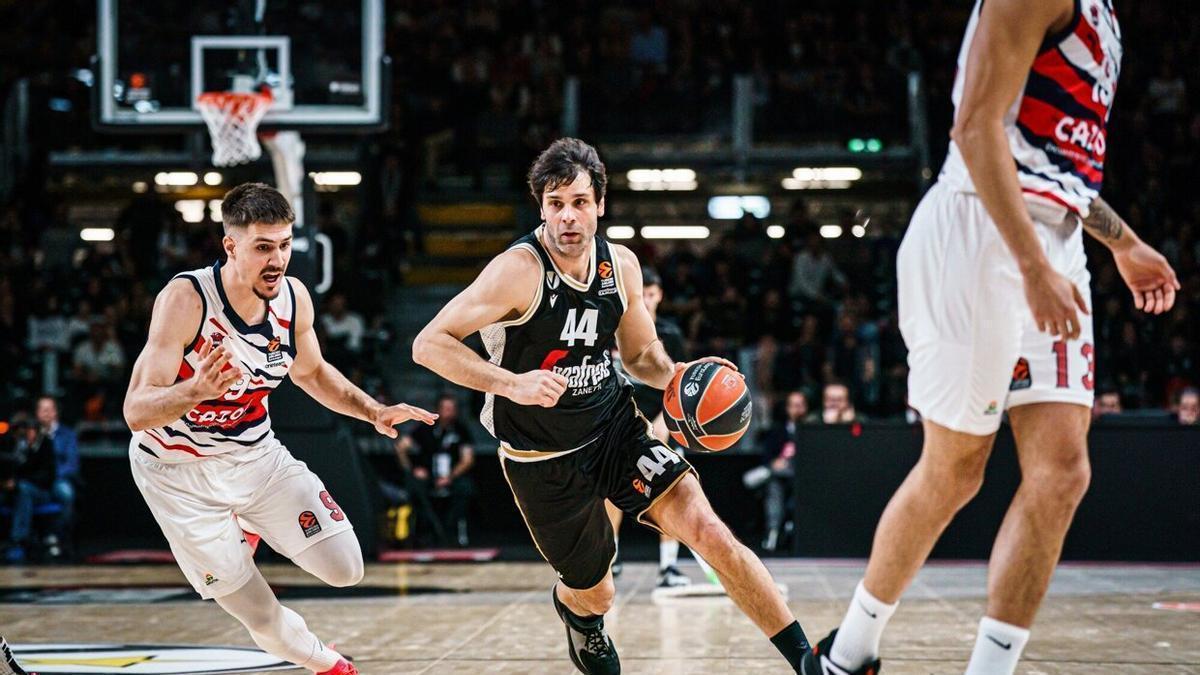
[{"x1": 3, "y1": 559, "x2": 1198, "y2": 673}]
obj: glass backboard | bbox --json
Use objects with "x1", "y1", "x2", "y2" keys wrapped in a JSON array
[{"x1": 95, "y1": 0, "x2": 387, "y2": 130}]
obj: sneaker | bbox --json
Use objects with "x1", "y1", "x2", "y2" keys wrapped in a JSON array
[
  {"x1": 657, "y1": 565, "x2": 691, "y2": 588},
  {"x1": 0, "y1": 636, "x2": 28, "y2": 675},
  {"x1": 317, "y1": 658, "x2": 358, "y2": 675},
  {"x1": 552, "y1": 586, "x2": 620, "y2": 674},
  {"x1": 800, "y1": 629, "x2": 880, "y2": 675}
]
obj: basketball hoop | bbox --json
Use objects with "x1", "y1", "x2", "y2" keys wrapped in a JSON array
[{"x1": 196, "y1": 89, "x2": 273, "y2": 167}]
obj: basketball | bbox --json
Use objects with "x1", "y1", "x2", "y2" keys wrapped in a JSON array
[{"x1": 663, "y1": 362, "x2": 752, "y2": 452}]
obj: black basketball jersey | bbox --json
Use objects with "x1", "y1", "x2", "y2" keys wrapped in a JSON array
[
  {"x1": 618, "y1": 316, "x2": 686, "y2": 419},
  {"x1": 480, "y1": 226, "x2": 631, "y2": 453}
]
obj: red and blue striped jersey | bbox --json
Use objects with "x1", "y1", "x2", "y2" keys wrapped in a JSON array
[
  {"x1": 132, "y1": 261, "x2": 297, "y2": 461},
  {"x1": 940, "y1": 0, "x2": 1122, "y2": 217}
]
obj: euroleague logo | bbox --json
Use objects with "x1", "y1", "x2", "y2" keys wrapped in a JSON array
[{"x1": 7, "y1": 643, "x2": 295, "y2": 673}]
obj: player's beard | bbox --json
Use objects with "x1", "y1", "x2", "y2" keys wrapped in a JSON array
[{"x1": 547, "y1": 226, "x2": 592, "y2": 259}]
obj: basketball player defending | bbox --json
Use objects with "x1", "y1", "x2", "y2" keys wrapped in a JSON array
[
  {"x1": 606, "y1": 266, "x2": 692, "y2": 589},
  {"x1": 414, "y1": 138, "x2": 812, "y2": 674},
  {"x1": 123, "y1": 183, "x2": 436, "y2": 675},
  {"x1": 804, "y1": 2, "x2": 1178, "y2": 674}
]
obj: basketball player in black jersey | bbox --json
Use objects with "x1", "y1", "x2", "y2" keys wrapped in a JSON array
[
  {"x1": 414, "y1": 138, "x2": 811, "y2": 674},
  {"x1": 606, "y1": 266, "x2": 692, "y2": 588}
]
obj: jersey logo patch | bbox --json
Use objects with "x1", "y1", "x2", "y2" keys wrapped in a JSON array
[
  {"x1": 298, "y1": 511, "x2": 322, "y2": 538},
  {"x1": 549, "y1": 294, "x2": 558, "y2": 308},
  {"x1": 546, "y1": 271, "x2": 560, "y2": 290},
  {"x1": 266, "y1": 337, "x2": 284, "y2": 364},
  {"x1": 1010, "y1": 357, "x2": 1032, "y2": 391},
  {"x1": 598, "y1": 261, "x2": 613, "y2": 279}
]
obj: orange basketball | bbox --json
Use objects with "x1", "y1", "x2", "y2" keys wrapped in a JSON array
[{"x1": 663, "y1": 362, "x2": 752, "y2": 452}]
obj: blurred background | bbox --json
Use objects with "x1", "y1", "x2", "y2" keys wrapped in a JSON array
[{"x1": 0, "y1": 0, "x2": 1196, "y2": 567}]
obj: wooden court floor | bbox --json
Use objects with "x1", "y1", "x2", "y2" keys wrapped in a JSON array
[{"x1": 3, "y1": 559, "x2": 1199, "y2": 674}]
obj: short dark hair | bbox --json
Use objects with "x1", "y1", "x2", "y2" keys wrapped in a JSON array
[
  {"x1": 527, "y1": 138, "x2": 607, "y2": 204},
  {"x1": 221, "y1": 183, "x2": 294, "y2": 233},
  {"x1": 641, "y1": 266, "x2": 662, "y2": 288}
]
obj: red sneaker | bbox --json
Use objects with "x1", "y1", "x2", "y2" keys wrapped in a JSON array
[{"x1": 317, "y1": 659, "x2": 357, "y2": 675}]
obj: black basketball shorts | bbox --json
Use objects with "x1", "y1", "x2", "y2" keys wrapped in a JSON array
[{"x1": 499, "y1": 395, "x2": 696, "y2": 590}]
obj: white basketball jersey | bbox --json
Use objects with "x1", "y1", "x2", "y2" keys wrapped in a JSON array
[
  {"x1": 132, "y1": 261, "x2": 297, "y2": 461},
  {"x1": 939, "y1": 0, "x2": 1122, "y2": 218}
]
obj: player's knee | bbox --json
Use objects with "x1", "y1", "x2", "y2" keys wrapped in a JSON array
[
  {"x1": 920, "y1": 449, "x2": 988, "y2": 506},
  {"x1": 690, "y1": 515, "x2": 736, "y2": 558},
  {"x1": 577, "y1": 575, "x2": 615, "y2": 615},
  {"x1": 1029, "y1": 452, "x2": 1091, "y2": 506},
  {"x1": 322, "y1": 554, "x2": 365, "y2": 588},
  {"x1": 231, "y1": 601, "x2": 281, "y2": 634}
]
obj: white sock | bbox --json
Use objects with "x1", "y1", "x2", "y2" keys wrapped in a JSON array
[
  {"x1": 830, "y1": 581, "x2": 898, "y2": 669},
  {"x1": 964, "y1": 616, "x2": 1030, "y2": 675},
  {"x1": 659, "y1": 539, "x2": 679, "y2": 569}
]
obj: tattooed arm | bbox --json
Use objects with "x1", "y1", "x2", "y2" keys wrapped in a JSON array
[
  {"x1": 1084, "y1": 197, "x2": 1180, "y2": 314},
  {"x1": 1080, "y1": 197, "x2": 1128, "y2": 249}
]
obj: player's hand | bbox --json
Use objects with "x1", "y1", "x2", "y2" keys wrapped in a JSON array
[
  {"x1": 413, "y1": 466, "x2": 430, "y2": 480},
  {"x1": 508, "y1": 370, "x2": 568, "y2": 407},
  {"x1": 675, "y1": 357, "x2": 740, "y2": 378},
  {"x1": 188, "y1": 339, "x2": 242, "y2": 401},
  {"x1": 1114, "y1": 241, "x2": 1180, "y2": 315},
  {"x1": 373, "y1": 403, "x2": 438, "y2": 438},
  {"x1": 435, "y1": 476, "x2": 451, "y2": 489},
  {"x1": 1022, "y1": 264, "x2": 1089, "y2": 340}
]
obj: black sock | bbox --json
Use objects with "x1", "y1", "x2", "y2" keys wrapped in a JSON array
[{"x1": 770, "y1": 621, "x2": 811, "y2": 672}]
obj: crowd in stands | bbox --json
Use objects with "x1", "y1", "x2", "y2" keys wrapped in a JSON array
[
  {"x1": 0, "y1": 194, "x2": 392, "y2": 424},
  {"x1": 2, "y1": 1, "x2": 1197, "y2": 427}
]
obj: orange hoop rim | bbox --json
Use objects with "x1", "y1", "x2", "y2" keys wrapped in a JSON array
[{"x1": 197, "y1": 89, "x2": 273, "y2": 108}]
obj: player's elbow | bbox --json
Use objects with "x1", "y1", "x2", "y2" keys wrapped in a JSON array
[
  {"x1": 950, "y1": 112, "x2": 996, "y2": 157},
  {"x1": 411, "y1": 330, "x2": 436, "y2": 369},
  {"x1": 124, "y1": 403, "x2": 146, "y2": 432}
]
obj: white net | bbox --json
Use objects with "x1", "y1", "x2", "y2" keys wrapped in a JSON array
[{"x1": 196, "y1": 90, "x2": 273, "y2": 167}]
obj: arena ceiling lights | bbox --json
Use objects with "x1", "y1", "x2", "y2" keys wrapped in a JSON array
[
  {"x1": 782, "y1": 167, "x2": 863, "y2": 190},
  {"x1": 310, "y1": 171, "x2": 362, "y2": 186},
  {"x1": 625, "y1": 169, "x2": 698, "y2": 191},
  {"x1": 707, "y1": 196, "x2": 770, "y2": 220},
  {"x1": 604, "y1": 225, "x2": 711, "y2": 240}
]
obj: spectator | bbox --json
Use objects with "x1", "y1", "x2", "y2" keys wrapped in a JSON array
[
  {"x1": 3, "y1": 414, "x2": 66, "y2": 563},
  {"x1": 789, "y1": 232, "x2": 846, "y2": 305},
  {"x1": 34, "y1": 395, "x2": 77, "y2": 557},
  {"x1": 745, "y1": 391, "x2": 810, "y2": 553},
  {"x1": 320, "y1": 293, "x2": 366, "y2": 371},
  {"x1": 1176, "y1": 388, "x2": 1199, "y2": 426},
  {"x1": 395, "y1": 394, "x2": 475, "y2": 547},
  {"x1": 821, "y1": 381, "x2": 859, "y2": 424},
  {"x1": 71, "y1": 318, "x2": 126, "y2": 384},
  {"x1": 1092, "y1": 388, "x2": 1123, "y2": 421}
]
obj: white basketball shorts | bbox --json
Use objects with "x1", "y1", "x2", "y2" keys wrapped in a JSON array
[
  {"x1": 897, "y1": 181, "x2": 1096, "y2": 436},
  {"x1": 130, "y1": 438, "x2": 354, "y2": 599}
]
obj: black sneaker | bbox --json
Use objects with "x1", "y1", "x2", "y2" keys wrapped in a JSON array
[
  {"x1": 552, "y1": 586, "x2": 621, "y2": 674},
  {"x1": 0, "y1": 636, "x2": 28, "y2": 675},
  {"x1": 800, "y1": 629, "x2": 880, "y2": 675},
  {"x1": 656, "y1": 565, "x2": 691, "y2": 588}
]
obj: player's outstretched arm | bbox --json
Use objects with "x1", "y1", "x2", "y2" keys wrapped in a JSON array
[
  {"x1": 412, "y1": 248, "x2": 568, "y2": 408},
  {"x1": 953, "y1": 0, "x2": 1087, "y2": 340},
  {"x1": 289, "y1": 279, "x2": 437, "y2": 437},
  {"x1": 1082, "y1": 197, "x2": 1181, "y2": 314},
  {"x1": 612, "y1": 244, "x2": 734, "y2": 389},
  {"x1": 123, "y1": 278, "x2": 240, "y2": 431}
]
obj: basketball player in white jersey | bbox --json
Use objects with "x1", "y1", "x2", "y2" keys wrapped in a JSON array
[
  {"x1": 804, "y1": 2, "x2": 1179, "y2": 674},
  {"x1": 123, "y1": 183, "x2": 436, "y2": 675}
]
